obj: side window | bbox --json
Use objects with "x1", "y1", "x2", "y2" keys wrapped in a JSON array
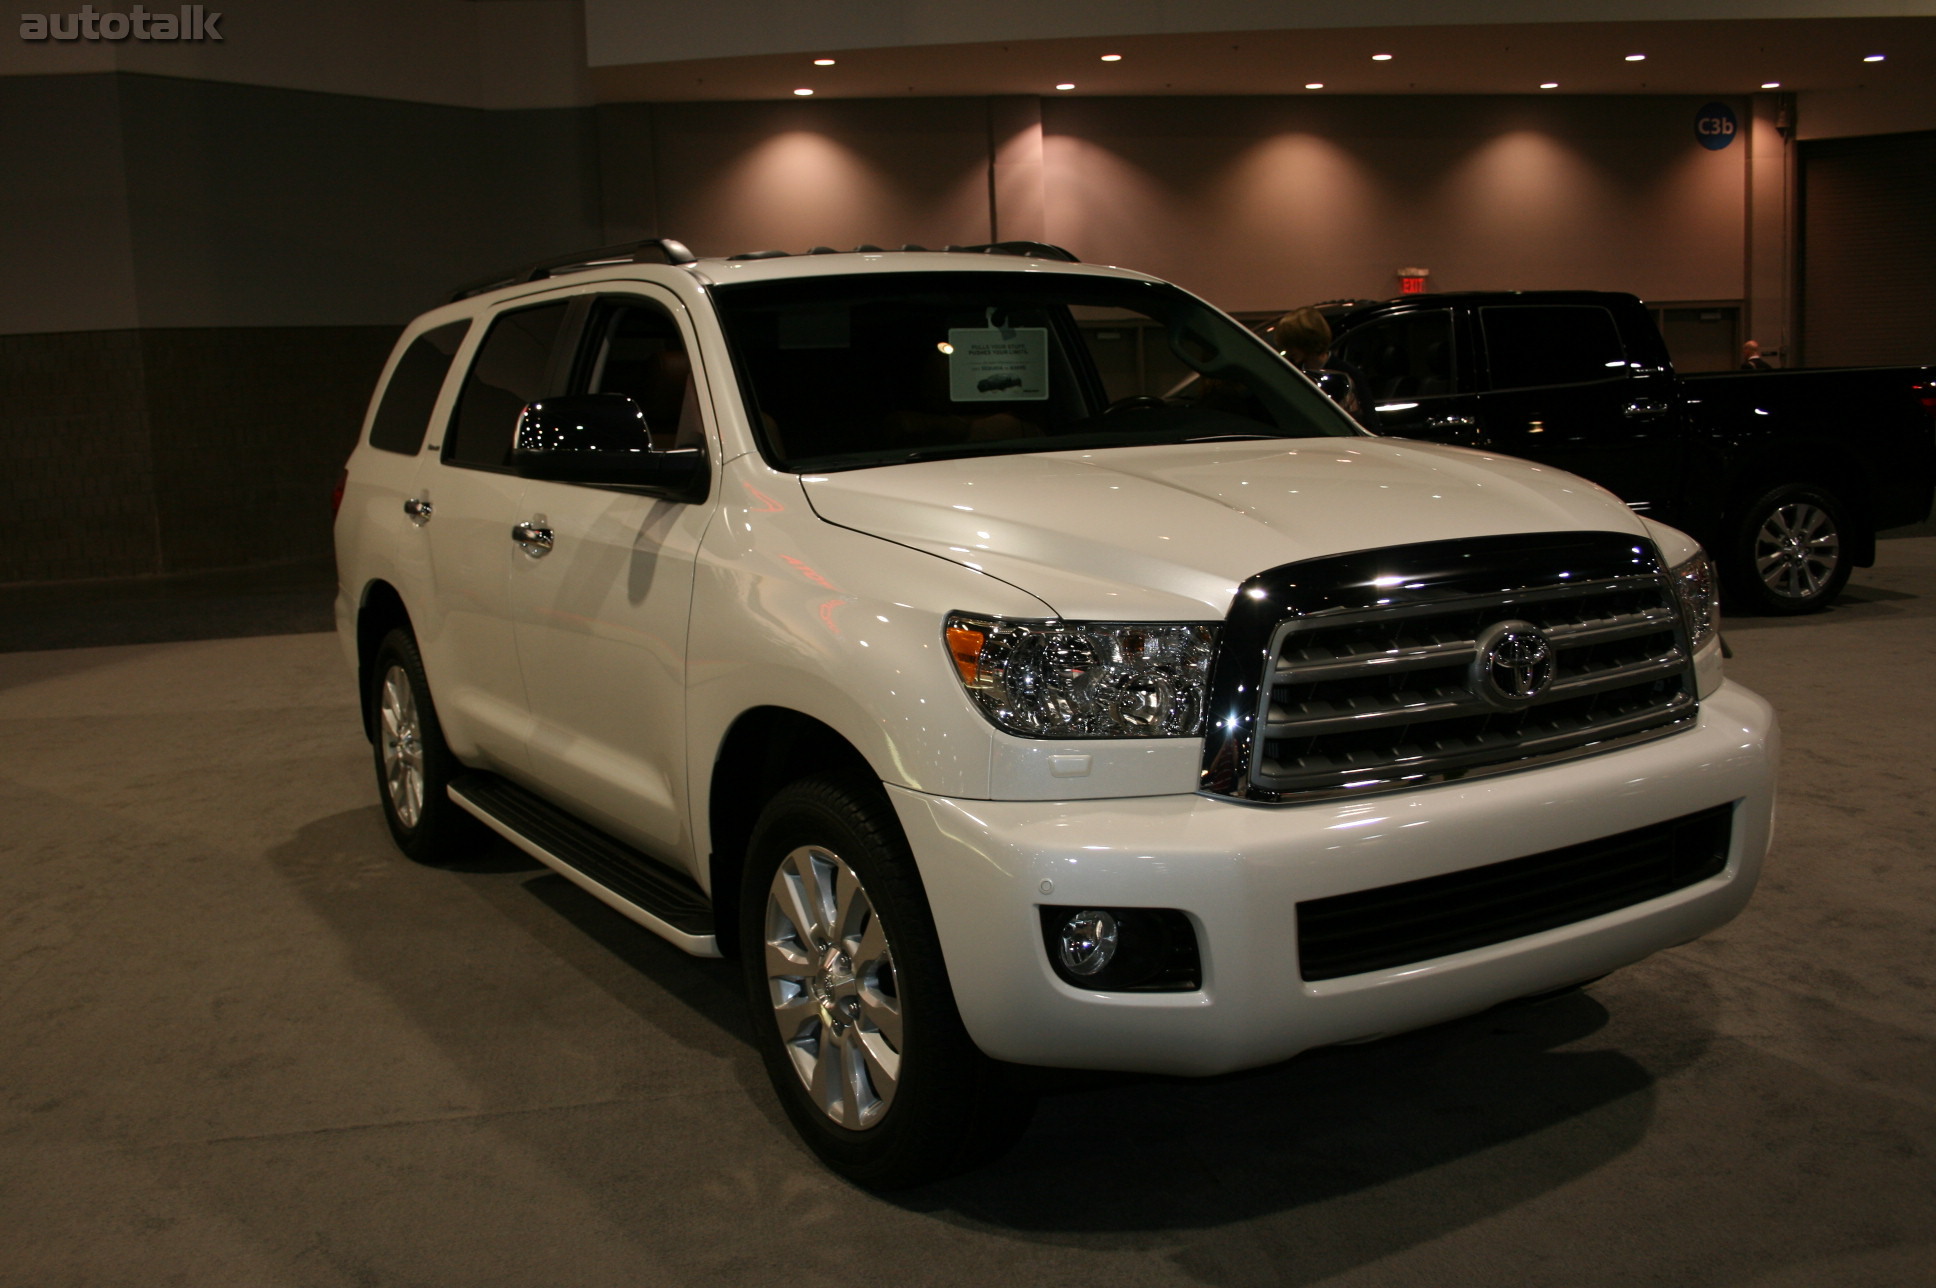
[
  {"x1": 1333, "y1": 311, "x2": 1455, "y2": 402},
  {"x1": 446, "y1": 301, "x2": 571, "y2": 470},
  {"x1": 367, "y1": 320, "x2": 469, "y2": 455},
  {"x1": 578, "y1": 299, "x2": 702, "y2": 451},
  {"x1": 1480, "y1": 306, "x2": 1626, "y2": 390}
]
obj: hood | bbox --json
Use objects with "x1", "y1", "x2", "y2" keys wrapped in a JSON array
[{"x1": 801, "y1": 439, "x2": 1647, "y2": 620}]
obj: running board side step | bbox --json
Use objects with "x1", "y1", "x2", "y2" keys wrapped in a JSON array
[{"x1": 449, "y1": 772, "x2": 719, "y2": 957}]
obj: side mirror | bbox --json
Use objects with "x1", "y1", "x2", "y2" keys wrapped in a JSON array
[
  {"x1": 1311, "y1": 370, "x2": 1353, "y2": 405},
  {"x1": 512, "y1": 394, "x2": 707, "y2": 500}
]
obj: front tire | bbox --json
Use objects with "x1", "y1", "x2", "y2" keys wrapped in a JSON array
[
  {"x1": 370, "y1": 628, "x2": 483, "y2": 865},
  {"x1": 740, "y1": 774, "x2": 1030, "y2": 1188},
  {"x1": 1724, "y1": 484, "x2": 1854, "y2": 615}
]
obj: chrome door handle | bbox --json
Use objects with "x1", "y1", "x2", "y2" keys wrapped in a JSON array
[
  {"x1": 511, "y1": 519, "x2": 553, "y2": 558},
  {"x1": 1624, "y1": 399, "x2": 1671, "y2": 419},
  {"x1": 1426, "y1": 415, "x2": 1476, "y2": 430},
  {"x1": 403, "y1": 497, "x2": 433, "y2": 525}
]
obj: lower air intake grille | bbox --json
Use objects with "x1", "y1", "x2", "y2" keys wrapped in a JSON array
[{"x1": 1294, "y1": 803, "x2": 1734, "y2": 981}]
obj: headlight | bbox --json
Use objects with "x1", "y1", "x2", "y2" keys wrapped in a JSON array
[
  {"x1": 1669, "y1": 550, "x2": 1719, "y2": 652},
  {"x1": 943, "y1": 613, "x2": 1218, "y2": 738}
]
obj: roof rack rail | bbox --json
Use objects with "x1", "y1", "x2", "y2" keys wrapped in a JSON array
[
  {"x1": 724, "y1": 240, "x2": 1080, "y2": 263},
  {"x1": 950, "y1": 241, "x2": 1081, "y2": 262},
  {"x1": 449, "y1": 238, "x2": 698, "y2": 302}
]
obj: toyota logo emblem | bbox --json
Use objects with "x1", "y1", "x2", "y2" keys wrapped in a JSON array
[{"x1": 1472, "y1": 620, "x2": 1555, "y2": 708}]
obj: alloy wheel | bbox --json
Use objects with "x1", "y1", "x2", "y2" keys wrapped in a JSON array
[
  {"x1": 761, "y1": 844, "x2": 903, "y2": 1130},
  {"x1": 378, "y1": 664, "x2": 426, "y2": 829},
  {"x1": 1754, "y1": 500, "x2": 1841, "y2": 602}
]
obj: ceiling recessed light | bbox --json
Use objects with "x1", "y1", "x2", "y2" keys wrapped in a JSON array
[
  {"x1": 1100, "y1": 53, "x2": 1122, "y2": 62},
  {"x1": 793, "y1": 88, "x2": 814, "y2": 96},
  {"x1": 1372, "y1": 53, "x2": 1393, "y2": 61},
  {"x1": 1056, "y1": 83, "x2": 1075, "y2": 91},
  {"x1": 1540, "y1": 82, "x2": 1559, "y2": 89},
  {"x1": 813, "y1": 58, "x2": 836, "y2": 66},
  {"x1": 1863, "y1": 54, "x2": 1886, "y2": 62},
  {"x1": 1762, "y1": 81, "x2": 1781, "y2": 88},
  {"x1": 1625, "y1": 54, "x2": 1646, "y2": 62},
  {"x1": 1305, "y1": 82, "x2": 1324, "y2": 90}
]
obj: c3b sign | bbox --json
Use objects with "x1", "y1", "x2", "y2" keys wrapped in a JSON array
[{"x1": 1696, "y1": 102, "x2": 1738, "y2": 151}]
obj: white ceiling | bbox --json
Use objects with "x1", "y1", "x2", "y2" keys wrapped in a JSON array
[{"x1": 587, "y1": 16, "x2": 1935, "y2": 103}]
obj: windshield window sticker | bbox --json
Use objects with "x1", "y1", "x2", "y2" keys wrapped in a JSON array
[{"x1": 947, "y1": 327, "x2": 1050, "y2": 401}]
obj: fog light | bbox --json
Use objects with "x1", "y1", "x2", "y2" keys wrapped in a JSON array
[
  {"x1": 1039, "y1": 905, "x2": 1202, "y2": 991},
  {"x1": 1057, "y1": 909, "x2": 1119, "y2": 976}
]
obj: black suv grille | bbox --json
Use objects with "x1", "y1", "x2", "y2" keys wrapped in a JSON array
[
  {"x1": 1295, "y1": 803, "x2": 1734, "y2": 981},
  {"x1": 1199, "y1": 533, "x2": 1697, "y2": 802}
]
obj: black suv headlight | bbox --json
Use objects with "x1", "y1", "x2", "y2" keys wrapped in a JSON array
[{"x1": 944, "y1": 613, "x2": 1218, "y2": 738}]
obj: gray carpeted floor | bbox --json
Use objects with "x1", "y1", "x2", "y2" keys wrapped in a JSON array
[{"x1": 1, "y1": 538, "x2": 1931, "y2": 1286}]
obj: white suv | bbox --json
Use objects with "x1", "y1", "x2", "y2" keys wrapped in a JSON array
[{"x1": 334, "y1": 239, "x2": 1778, "y2": 1187}]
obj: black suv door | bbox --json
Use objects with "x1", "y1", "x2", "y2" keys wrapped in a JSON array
[{"x1": 1335, "y1": 306, "x2": 1486, "y2": 448}]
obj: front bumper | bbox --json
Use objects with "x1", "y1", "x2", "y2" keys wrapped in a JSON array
[{"x1": 889, "y1": 679, "x2": 1777, "y2": 1076}]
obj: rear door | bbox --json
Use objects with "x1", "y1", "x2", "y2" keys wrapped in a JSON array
[
  {"x1": 1467, "y1": 303, "x2": 1682, "y2": 511},
  {"x1": 407, "y1": 296, "x2": 575, "y2": 768}
]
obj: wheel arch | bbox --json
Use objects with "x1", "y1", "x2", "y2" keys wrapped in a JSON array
[
  {"x1": 1723, "y1": 448, "x2": 1878, "y2": 568},
  {"x1": 355, "y1": 580, "x2": 415, "y2": 742},
  {"x1": 705, "y1": 706, "x2": 876, "y2": 958}
]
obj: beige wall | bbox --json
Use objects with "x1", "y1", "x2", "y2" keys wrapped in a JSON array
[
  {"x1": 5, "y1": 78, "x2": 1765, "y2": 334},
  {"x1": 1038, "y1": 96, "x2": 1748, "y2": 311},
  {"x1": 645, "y1": 99, "x2": 996, "y2": 257},
  {"x1": 599, "y1": 94, "x2": 1755, "y2": 312}
]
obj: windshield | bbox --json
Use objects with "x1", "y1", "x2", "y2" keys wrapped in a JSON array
[{"x1": 711, "y1": 271, "x2": 1363, "y2": 471}]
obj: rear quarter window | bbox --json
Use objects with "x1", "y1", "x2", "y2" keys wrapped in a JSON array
[{"x1": 368, "y1": 321, "x2": 470, "y2": 456}]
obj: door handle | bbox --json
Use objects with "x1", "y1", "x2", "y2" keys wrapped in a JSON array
[
  {"x1": 1425, "y1": 415, "x2": 1476, "y2": 430},
  {"x1": 403, "y1": 497, "x2": 433, "y2": 525},
  {"x1": 1624, "y1": 399, "x2": 1671, "y2": 419},
  {"x1": 511, "y1": 518, "x2": 554, "y2": 558}
]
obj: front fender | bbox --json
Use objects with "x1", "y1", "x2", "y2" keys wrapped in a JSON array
[{"x1": 683, "y1": 462, "x2": 1053, "y2": 860}]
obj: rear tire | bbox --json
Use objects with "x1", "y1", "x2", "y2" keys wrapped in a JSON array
[
  {"x1": 1723, "y1": 484, "x2": 1854, "y2": 615},
  {"x1": 369, "y1": 628, "x2": 484, "y2": 866},
  {"x1": 740, "y1": 774, "x2": 1031, "y2": 1188}
]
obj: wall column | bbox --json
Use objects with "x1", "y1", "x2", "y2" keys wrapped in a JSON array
[
  {"x1": 1744, "y1": 92, "x2": 1797, "y2": 365},
  {"x1": 987, "y1": 96, "x2": 1046, "y2": 244}
]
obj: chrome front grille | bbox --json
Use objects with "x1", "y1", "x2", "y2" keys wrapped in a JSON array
[{"x1": 1199, "y1": 533, "x2": 1699, "y2": 802}]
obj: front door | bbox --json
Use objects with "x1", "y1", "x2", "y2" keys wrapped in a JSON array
[{"x1": 506, "y1": 289, "x2": 716, "y2": 868}]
